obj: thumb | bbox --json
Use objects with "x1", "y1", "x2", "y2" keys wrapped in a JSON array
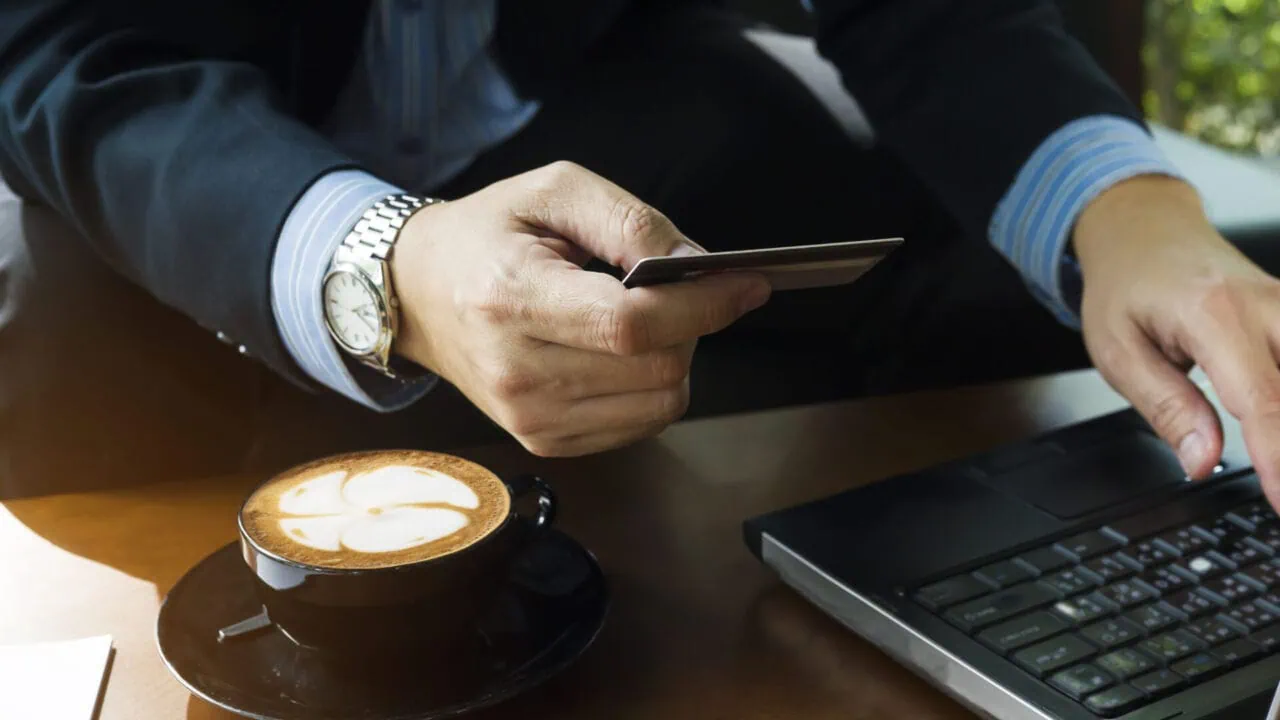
[
  {"x1": 1090, "y1": 330, "x2": 1223, "y2": 477},
  {"x1": 507, "y1": 161, "x2": 704, "y2": 269}
]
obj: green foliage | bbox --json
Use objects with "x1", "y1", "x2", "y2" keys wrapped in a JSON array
[{"x1": 1144, "y1": 0, "x2": 1280, "y2": 155}]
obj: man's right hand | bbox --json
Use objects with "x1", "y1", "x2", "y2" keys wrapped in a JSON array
[{"x1": 389, "y1": 162, "x2": 772, "y2": 456}]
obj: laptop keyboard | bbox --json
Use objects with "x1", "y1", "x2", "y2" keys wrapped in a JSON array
[{"x1": 913, "y1": 499, "x2": 1280, "y2": 717}]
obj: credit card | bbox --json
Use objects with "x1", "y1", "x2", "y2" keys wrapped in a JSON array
[{"x1": 621, "y1": 237, "x2": 903, "y2": 291}]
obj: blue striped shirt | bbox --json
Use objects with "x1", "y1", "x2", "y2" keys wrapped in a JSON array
[
  {"x1": 989, "y1": 115, "x2": 1183, "y2": 328},
  {"x1": 272, "y1": 3, "x2": 1183, "y2": 411},
  {"x1": 271, "y1": 0, "x2": 536, "y2": 410}
]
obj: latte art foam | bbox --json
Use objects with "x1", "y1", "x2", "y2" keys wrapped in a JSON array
[{"x1": 241, "y1": 451, "x2": 510, "y2": 569}]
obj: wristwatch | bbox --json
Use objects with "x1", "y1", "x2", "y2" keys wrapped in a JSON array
[{"x1": 322, "y1": 193, "x2": 438, "y2": 379}]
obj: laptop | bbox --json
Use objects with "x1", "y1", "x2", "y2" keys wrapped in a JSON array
[{"x1": 744, "y1": 399, "x2": 1280, "y2": 719}]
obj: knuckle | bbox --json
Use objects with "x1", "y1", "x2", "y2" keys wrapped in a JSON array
[
  {"x1": 486, "y1": 363, "x2": 532, "y2": 397},
  {"x1": 1148, "y1": 391, "x2": 1199, "y2": 437},
  {"x1": 500, "y1": 405, "x2": 544, "y2": 438},
  {"x1": 1192, "y1": 280, "x2": 1246, "y2": 320},
  {"x1": 1245, "y1": 383, "x2": 1280, "y2": 418},
  {"x1": 612, "y1": 198, "x2": 668, "y2": 246},
  {"x1": 462, "y1": 274, "x2": 518, "y2": 324},
  {"x1": 650, "y1": 350, "x2": 690, "y2": 387},
  {"x1": 1087, "y1": 335, "x2": 1129, "y2": 380},
  {"x1": 519, "y1": 436, "x2": 560, "y2": 458},
  {"x1": 656, "y1": 386, "x2": 690, "y2": 424},
  {"x1": 594, "y1": 302, "x2": 650, "y2": 355},
  {"x1": 518, "y1": 435, "x2": 550, "y2": 457},
  {"x1": 703, "y1": 292, "x2": 741, "y2": 331},
  {"x1": 529, "y1": 160, "x2": 583, "y2": 193},
  {"x1": 544, "y1": 159, "x2": 584, "y2": 179},
  {"x1": 490, "y1": 364, "x2": 537, "y2": 400}
]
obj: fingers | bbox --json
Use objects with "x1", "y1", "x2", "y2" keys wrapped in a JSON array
[
  {"x1": 1182, "y1": 291, "x2": 1280, "y2": 491},
  {"x1": 507, "y1": 387, "x2": 689, "y2": 457},
  {"x1": 528, "y1": 422, "x2": 670, "y2": 457},
  {"x1": 528, "y1": 342, "x2": 696, "y2": 398},
  {"x1": 1090, "y1": 327, "x2": 1222, "y2": 477},
  {"x1": 506, "y1": 161, "x2": 703, "y2": 269},
  {"x1": 523, "y1": 263, "x2": 770, "y2": 354}
]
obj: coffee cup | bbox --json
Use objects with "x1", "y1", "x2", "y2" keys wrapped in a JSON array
[{"x1": 236, "y1": 450, "x2": 556, "y2": 659}]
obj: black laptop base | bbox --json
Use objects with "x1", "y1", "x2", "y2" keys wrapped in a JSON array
[{"x1": 745, "y1": 407, "x2": 1276, "y2": 720}]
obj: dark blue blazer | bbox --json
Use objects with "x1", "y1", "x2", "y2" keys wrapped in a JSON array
[{"x1": 0, "y1": 0, "x2": 1138, "y2": 386}]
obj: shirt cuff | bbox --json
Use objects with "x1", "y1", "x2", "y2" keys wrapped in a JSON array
[
  {"x1": 989, "y1": 115, "x2": 1187, "y2": 328},
  {"x1": 271, "y1": 169, "x2": 437, "y2": 411}
]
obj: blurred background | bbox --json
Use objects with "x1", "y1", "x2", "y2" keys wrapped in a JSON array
[
  {"x1": 1143, "y1": 0, "x2": 1280, "y2": 159},
  {"x1": 737, "y1": 0, "x2": 1280, "y2": 161}
]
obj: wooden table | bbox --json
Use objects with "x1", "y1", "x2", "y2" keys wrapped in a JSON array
[{"x1": 0, "y1": 370, "x2": 1131, "y2": 720}]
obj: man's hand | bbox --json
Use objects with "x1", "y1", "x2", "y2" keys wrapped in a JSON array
[
  {"x1": 389, "y1": 161, "x2": 771, "y2": 456},
  {"x1": 1075, "y1": 175, "x2": 1280, "y2": 506}
]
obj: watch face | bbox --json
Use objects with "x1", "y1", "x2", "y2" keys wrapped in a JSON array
[{"x1": 323, "y1": 271, "x2": 383, "y2": 354}]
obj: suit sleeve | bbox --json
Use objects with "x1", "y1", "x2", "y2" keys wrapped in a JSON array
[
  {"x1": 0, "y1": 0, "x2": 359, "y2": 384},
  {"x1": 808, "y1": 0, "x2": 1144, "y2": 243}
]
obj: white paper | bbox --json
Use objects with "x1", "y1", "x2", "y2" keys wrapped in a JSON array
[{"x1": 0, "y1": 635, "x2": 113, "y2": 720}]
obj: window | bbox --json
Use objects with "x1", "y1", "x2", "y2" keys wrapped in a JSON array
[{"x1": 1144, "y1": 0, "x2": 1280, "y2": 156}]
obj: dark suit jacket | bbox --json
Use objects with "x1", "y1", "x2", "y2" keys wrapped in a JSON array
[{"x1": 0, "y1": 0, "x2": 1138, "y2": 388}]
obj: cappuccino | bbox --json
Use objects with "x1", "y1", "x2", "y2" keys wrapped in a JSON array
[{"x1": 241, "y1": 451, "x2": 511, "y2": 570}]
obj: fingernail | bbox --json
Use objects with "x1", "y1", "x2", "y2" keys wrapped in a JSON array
[
  {"x1": 739, "y1": 280, "x2": 772, "y2": 314},
  {"x1": 1178, "y1": 430, "x2": 1207, "y2": 476},
  {"x1": 670, "y1": 242, "x2": 705, "y2": 257}
]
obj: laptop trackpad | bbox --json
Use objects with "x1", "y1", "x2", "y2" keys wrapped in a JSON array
[{"x1": 976, "y1": 431, "x2": 1186, "y2": 520}]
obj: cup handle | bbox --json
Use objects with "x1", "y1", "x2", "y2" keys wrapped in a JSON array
[{"x1": 507, "y1": 474, "x2": 556, "y2": 530}]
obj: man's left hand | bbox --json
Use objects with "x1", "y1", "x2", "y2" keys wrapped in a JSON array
[{"x1": 1074, "y1": 175, "x2": 1280, "y2": 508}]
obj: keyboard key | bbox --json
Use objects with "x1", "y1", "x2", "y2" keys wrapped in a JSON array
[
  {"x1": 1223, "y1": 538, "x2": 1268, "y2": 566},
  {"x1": 1086, "y1": 554, "x2": 1137, "y2": 583},
  {"x1": 1097, "y1": 580, "x2": 1155, "y2": 608},
  {"x1": 1251, "y1": 624, "x2": 1280, "y2": 651},
  {"x1": 1018, "y1": 546, "x2": 1073, "y2": 574},
  {"x1": 974, "y1": 559, "x2": 1033, "y2": 589},
  {"x1": 1227, "y1": 600, "x2": 1278, "y2": 631},
  {"x1": 1053, "y1": 594, "x2": 1114, "y2": 625},
  {"x1": 1245, "y1": 536, "x2": 1277, "y2": 557},
  {"x1": 1179, "y1": 553, "x2": 1232, "y2": 580},
  {"x1": 916, "y1": 574, "x2": 993, "y2": 610},
  {"x1": 1139, "y1": 565, "x2": 1191, "y2": 595},
  {"x1": 1185, "y1": 616, "x2": 1239, "y2": 646},
  {"x1": 1254, "y1": 527, "x2": 1280, "y2": 555},
  {"x1": 1043, "y1": 568, "x2": 1102, "y2": 597},
  {"x1": 1204, "y1": 573, "x2": 1259, "y2": 603},
  {"x1": 1213, "y1": 638, "x2": 1263, "y2": 665},
  {"x1": 1129, "y1": 540, "x2": 1175, "y2": 567},
  {"x1": 1013, "y1": 634, "x2": 1097, "y2": 677},
  {"x1": 1056, "y1": 529, "x2": 1125, "y2": 560},
  {"x1": 1232, "y1": 502, "x2": 1277, "y2": 528},
  {"x1": 1157, "y1": 526, "x2": 1212, "y2": 555},
  {"x1": 1048, "y1": 663, "x2": 1113, "y2": 701},
  {"x1": 1203, "y1": 516, "x2": 1249, "y2": 547},
  {"x1": 977, "y1": 611, "x2": 1069, "y2": 654},
  {"x1": 1170, "y1": 652, "x2": 1222, "y2": 679},
  {"x1": 945, "y1": 582, "x2": 1058, "y2": 631},
  {"x1": 1124, "y1": 602, "x2": 1182, "y2": 633},
  {"x1": 1141, "y1": 630, "x2": 1205, "y2": 662},
  {"x1": 1081, "y1": 618, "x2": 1143, "y2": 649},
  {"x1": 1132, "y1": 668, "x2": 1186, "y2": 696},
  {"x1": 1239, "y1": 560, "x2": 1280, "y2": 590},
  {"x1": 1096, "y1": 648, "x2": 1157, "y2": 679},
  {"x1": 1168, "y1": 588, "x2": 1219, "y2": 618},
  {"x1": 1085, "y1": 684, "x2": 1145, "y2": 716}
]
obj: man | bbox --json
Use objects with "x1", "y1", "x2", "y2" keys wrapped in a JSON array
[{"x1": 2, "y1": 1, "x2": 1280, "y2": 504}]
